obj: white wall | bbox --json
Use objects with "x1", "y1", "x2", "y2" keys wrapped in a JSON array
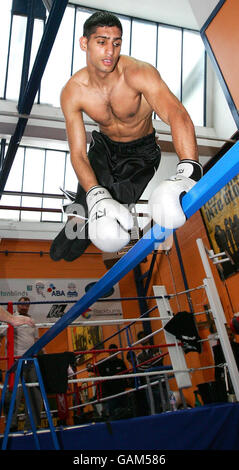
[
  {"x1": 190, "y1": 0, "x2": 238, "y2": 138},
  {"x1": 189, "y1": 0, "x2": 220, "y2": 30},
  {"x1": 212, "y1": 69, "x2": 237, "y2": 138},
  {"x1": 74, "y1": 0, "x2": 198, "y2": 29}
]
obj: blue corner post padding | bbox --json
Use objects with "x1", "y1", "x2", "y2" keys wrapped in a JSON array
[{"x1": 19, "y1": 141, "x2": 239, "y2": 359}]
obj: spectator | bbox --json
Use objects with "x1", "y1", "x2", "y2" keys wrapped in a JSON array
[
  {"x1": 92, "y1": 344, "x2": 129, "y2": 419},
  {"x1": 213, "y1": 324, "x2": 239, "y2": 394},
  {"x1": 136, "y1": 331, "x2": 163, "y2": 369},
  {"x1": 136, "y1": 331, "x2": 165, "y2": 413},
  {"x1": 1, "y1": 297, "x2": 43, "y2": 431},
  {"x1": 126, "y1": 350, "x2": 149, "y2": 417}
]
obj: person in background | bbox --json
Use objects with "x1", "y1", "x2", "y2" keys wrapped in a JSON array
[
  {"x1": 126, "y1": 350, "x2": 149, "y2": 417},
  {"x1": 136, "y1": 330, "x2": 163, "y2": 369},
  {"x1": 1, "y1": 297, "x2": 43, "y2": 431},
  {"x1": 136, "y1": 330, "x2": 165, "y2": 413},
  {"x1": 88, "y1": 343, "x2": 129, "y2": 419},
  {"x1": 213, "y1": 324, "x2": 239, "y2": 394}
]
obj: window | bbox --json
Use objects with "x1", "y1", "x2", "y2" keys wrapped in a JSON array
[
  {"x1": 0, "y1": 1, "x2": 12, "y2": 98},
  {"x1": 72, "y1": 9, "x2": 91, "y2": 74},
  {"x1": 5, "y1": 15, "x2": 27, "y2": 100},
  {"x1": 0, "y1": 146, "x2": 24, "y2": 221},
  {"x1": 0, "y1": 4, "x2": 206, "y2": 123},
  {"x1": 41, "y1": 150, "x2": 66, "y2": 221},
  {"x1": 131, "y1": 19, "x2": 157, "y2": 65},
  {"x1": 182, "y1": 30, "x2": 205, "y2": 126},
  {"x1": 64, "y1": 153, "x2": 78, "y2": 194},
  {"x1": 29, "y1": 19, "x2": 45, "y2": 104},
  {"x1": 0, "y1": 146, "x2": 77, "y2": 223},
  {"x1": 119, "y1": 16, "x2": 131, "y2": 56},
  {"x1": 40, "y1": 6, "x2": 75, "y2": 107},
  {"x1": 157, "y1": 26, "x2": 182, "y2": 100},
  {"x1": 20, "y1": 148, "x2": 45, "y2": 222},
  {"x1": 0, "y1": 5, "x2": 207, "y2": 223}
]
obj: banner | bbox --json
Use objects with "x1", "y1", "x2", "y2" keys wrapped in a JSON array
[
  {"x1": 71, "y1": 324, "x2": 103, "y2": 363},
  {"x1": 201, "y1": 174, "x2": 239, "y2": 278},
  {"x1": 0, "y1": 278, "x2": 123, "y2": 323}
]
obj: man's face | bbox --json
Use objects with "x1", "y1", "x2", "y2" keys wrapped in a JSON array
[
  {"x1": 17, "y1": 299, "x2": 30, "y2": 316},
  {"x1": 80, "y1": 26, "x2": 122, "y2": 74}
]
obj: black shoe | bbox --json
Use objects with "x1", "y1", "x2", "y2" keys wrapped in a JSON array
[
  {"x1": 63, "y1": 237, "x2": 91, "y2": 261},
  {"x1": 50, "y1": 223, "x2": 91, "y2": 262},
  {"x1": 50, "y1": 225, "x2": 75, "y2": 261}
]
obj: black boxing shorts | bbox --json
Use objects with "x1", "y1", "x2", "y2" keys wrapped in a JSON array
[
  {"x1": 50, "y1": 130, "x2": 161, "y2": 261},
  {"x1": 87, "y1": 129, "x2": 161, "y2": 204}
]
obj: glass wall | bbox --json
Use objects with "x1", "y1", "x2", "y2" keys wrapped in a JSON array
[
  {"x1": 157, "y1": 26, "x2": 182, "y2": 101},
  {"x1": 0, "y1": 2, "x2": 13, "y2": 98},
  {"x1": 131, "y1": 20, "x2": 157, "y2": 65},
  {"x1": 5, "y1": 15, "x2": 27, "y2": 101},
  {"x1": 0, "y1": 2, "x2": 206, "y2": 125},
  {"x1": 0, "y1": 2, "x2": 206, "y2": 222},
  {"x1": 0, "y1": 145, "x2": 78, "y2": 223},
  {"x1": 182, "y1": 30, "x2": 205, "y2": 126},
  {"x1": 40, "y1": 5, "x2": 75, "y2": 107}
]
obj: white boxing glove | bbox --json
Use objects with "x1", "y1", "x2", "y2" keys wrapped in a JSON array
[
  {"x1": 148, "y1": 159, "x2": 203, "y2": 229},
  {"x1": 86, "y1": 186, "x2": 134, "y2": 252}
]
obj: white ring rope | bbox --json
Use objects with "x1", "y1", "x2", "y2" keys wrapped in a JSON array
[
  {"x1": 0, "y1": 308, "x2": 211, "y2": 329},
  {"x1": 0, "y1": 364, "x2": 219, "y2": 390},
  {"x1": 73, "y1": 325, "x2": 166, "y2": 376}
]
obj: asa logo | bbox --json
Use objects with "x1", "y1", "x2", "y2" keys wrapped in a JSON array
[{"x1": 47, "y1": 283, "x2": 65, "y2": 297}]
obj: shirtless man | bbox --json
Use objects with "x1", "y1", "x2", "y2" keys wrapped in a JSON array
[{"x1": 50, "y1": 11, "x2": 202, "y2": 262}]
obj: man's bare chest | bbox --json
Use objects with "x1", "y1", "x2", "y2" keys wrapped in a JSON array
[{"x1": 82, "y1": 85, "x2": 149, "y2": 125}]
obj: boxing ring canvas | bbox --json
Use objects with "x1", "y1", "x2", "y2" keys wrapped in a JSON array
[
  {"x1": 2, "y1": 403, "x2": 239, "y2": 450},
  {"x1": 2, "y1": 141, "x2": 239, "y2": 451}
]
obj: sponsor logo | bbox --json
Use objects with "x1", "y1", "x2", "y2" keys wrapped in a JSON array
[
  {"x1": 67, "y1": 282, "x2": 78, "y2": 298},
  {"x1": 0, "y1": 289, "x2": 28, "y2": 297},
  {"x1": 47, "y1": 283, "x2": 65, "y2": 297},
  {"x1": 47, "y1": 304, "x2": 66, "y2": 318},
  {"x1": 82, "y1": 309, "x2": 91, "y2": 319},
  {"x1": 36, "y1": 281, "x2": 46, "y2": 298}
]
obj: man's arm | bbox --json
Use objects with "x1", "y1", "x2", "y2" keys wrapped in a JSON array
[
  {"x1": 61, "y1": 83, "x2": 98, "y2": 192},
  {"x1": 0, "y1": 306, "x2": 35, "y2": 327},
  {"x1": 61, "y1": 81, "x2": 133, "y2": 253},
  {"x1": 127, "y1": 61, "x2": 202, "y2": 230},
  {"x1": 127, "y1": 62, "x2": 198, "y2": 162}
]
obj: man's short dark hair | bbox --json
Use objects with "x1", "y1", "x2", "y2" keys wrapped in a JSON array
[{"x1": 83, "y1": 11, "x2": 123, "y2": 39}]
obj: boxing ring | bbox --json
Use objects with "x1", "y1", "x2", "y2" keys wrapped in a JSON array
[
  {"x1": 12, "y1": 141, "x2": 239, "y2": 359},
  {"x1": 1, "y1": 141, "x2": 239, "y2": 450},
  {"x1": 1, "y1": 284, "x2": 239, "y2": 451}
]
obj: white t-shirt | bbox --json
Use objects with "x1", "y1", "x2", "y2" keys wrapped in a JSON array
[{"x1": 13, "y1": 312, "x2": 38, "y2": 357}]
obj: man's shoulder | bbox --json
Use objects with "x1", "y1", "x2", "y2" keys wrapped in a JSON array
[
  {"x1": 61, "y1": 69, "x2": 88, "y2": 111},
  {"x1": 63, "y1": 68, "x2": 88, "y2": 93},
  {"x1": 122, "y1": 55, "x2": 158, "y2": 89},
  {"x1": 122, "y1": 55, "x2": 155, "y2": 76}
]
